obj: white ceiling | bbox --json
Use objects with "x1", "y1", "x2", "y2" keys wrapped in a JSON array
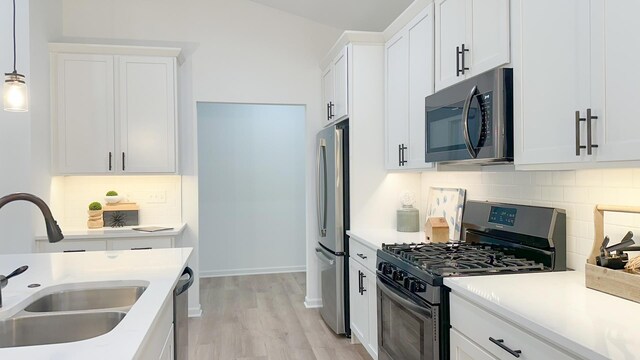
[{"x1": 248, "y1": 0, "x2": 415, "y2": 31}]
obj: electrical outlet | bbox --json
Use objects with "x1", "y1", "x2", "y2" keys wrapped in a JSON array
[{"x1": 147, "y1": 191, "x2": 166, "y2": 204}]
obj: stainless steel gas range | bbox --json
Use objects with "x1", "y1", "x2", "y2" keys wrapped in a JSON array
[{"x1": 376, "y1": 201, "x2": 566, "y2": 360}]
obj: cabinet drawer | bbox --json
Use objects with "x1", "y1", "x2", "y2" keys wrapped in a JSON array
[
  {"x1": 108, "y1": 237, "x2": 173, "y2": 251},
  {"x1": 349, "y1": 237, "x2": 377, "y2": 272},
  {"x1": 450, "y1": 294, "x2": 577, "y2": 360},
  {"x1": 37, "y1": 239, "x2": 107, "y2": 253}
]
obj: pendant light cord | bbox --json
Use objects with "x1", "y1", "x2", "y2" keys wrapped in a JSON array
[{"x1": 12, "y1": 0, "x2": 17, "y2": 73}]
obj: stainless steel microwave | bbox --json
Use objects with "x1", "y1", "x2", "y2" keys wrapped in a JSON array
[{"x1": 425, "y1": 68, "x2": 513, "y2": 164}]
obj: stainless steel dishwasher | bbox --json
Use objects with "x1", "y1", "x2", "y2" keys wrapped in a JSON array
[{"x1": 174, "y1": 266, "x2": 194, "y2": 360}]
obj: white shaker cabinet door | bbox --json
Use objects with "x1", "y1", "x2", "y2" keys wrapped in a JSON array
[
  {"x1": 591, "y1": 0, "x2": 640, "y2": 162},
  {"x1": 333, "y1": 47, "x2": 349, "y2": 121},
  {"x1": 322, "y1": 66, "x2": 334, "y2": 122},
  {"x1": 349, "y1": 258, "x2": 369, "y2": 346},
  {"x1": 469, "y1": 0, "x2": 510, "y2": 77},
  {"x1": 365, "y1": 267, "x2": 378, "y2": 358},
  {"x1": 385, "y1": 33, "x2": 410, "y2": 169},
  {"x1": 407, "y1": 7, "x2": 435, "y2": 169},
  {"x1": 515, "y1": 0, "x2": 591, "y2": 165},
  {"x1": 55, "y1": 54, "x2": 115, "y2": 174},
  {"x1": 435, "y1": 0, "x2": 469, "y2": 91},
  {"x1": 118, "y1": 56, "x2": 177, "y2": 173}
]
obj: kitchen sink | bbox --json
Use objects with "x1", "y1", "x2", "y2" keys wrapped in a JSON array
[
  {"x1": 24, "y1": 286, "x2": 146, "y2": 312},
  {"x1": 0, "y1": 311, "x2": 126, "y2": 348}
]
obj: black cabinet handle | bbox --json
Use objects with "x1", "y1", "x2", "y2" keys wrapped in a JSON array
[
  {"x1": 131, "y1": 247, "x2": 152, "y2": 250},
  {"x1": 457, "y1": 44, "x2": 470, "y2": 76},
  {"x1": 489, "y1": 337, "x2": 522, "y2": 358},
  {"x1": 575, "y1": 111, "x2": 586, "y2": 156},
  {"x1": 122, "y1": 152, "x2": 125, "y2": 171},
  {"x1": 398, "y1": 144, "x2": 402, "y2": 167},
  {"x1": 327, "y1": 103, "x2": 330, "y2": 121},
  {"x1": 358, "y1": 270, "x2": 363, "y2": 295},
  {"x1": 357, "y1": 253, "x2": 367, "y2": 260},
  {"x1": 361, "y1": 272, "x2": 366, "y2": 293},
  {"x1": 400, "y1": 144, "x2": 408, "y2": 166},
  {"x1": 329, "y1": 102, "x2": 335, "y2": 119},
  {"x1": 63, "y1": 249, "x2": 86, "y2": 253},
  {"x1": 108, "y1": 152, "x2": 112, "y2": 171},
  {"x1": 586, "y1": 108, "x2": 598, "y2": 155}
]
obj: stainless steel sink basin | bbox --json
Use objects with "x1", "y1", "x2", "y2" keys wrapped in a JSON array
[
  {"x1": 0, "y1": 311, "x2": 126, "y2": 348},
  {"x1": 24, "y1": 286, "x2": 146, "y2": 312}
]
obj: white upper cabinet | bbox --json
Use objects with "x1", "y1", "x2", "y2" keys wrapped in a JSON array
[
  {"x1": 515, "y1": 0, "x2": 591, "y2": 165},
  {"x1": 385, "y1": 5, "x2": 435, "y2": 170},
  {"x1": 55, "y1": 54, "x2": 115, "y2": 174},
  {"x1": 435, "y1": 0, "x2": 510, "y2": 91},
  {"x1": 118, "y1": 56, "x2": 176, "y2": 173},
  {"x1": 322, "y1": 46, "x2": 349, "y2": 123},
  {"x1": 515, "y1": 0, "x2": 640, "y2": 167},
  {"x1": 52, "y1": 45, "x2": 179, "y2": 174},
  {"x1": 590, "y1": 0, "x2": 640, "y2": 162}
]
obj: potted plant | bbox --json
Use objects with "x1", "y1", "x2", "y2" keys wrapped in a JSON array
[
  {"x1": 87, "y1": 201, "x2": 104, "y2": 229},
  {"x1": 104, "y1": 190, "x2": 122, "y2": 204}
]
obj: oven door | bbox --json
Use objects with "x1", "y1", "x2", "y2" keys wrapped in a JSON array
[{"x1": 377, "y1": 276, "x2": 440, "y2": 360}]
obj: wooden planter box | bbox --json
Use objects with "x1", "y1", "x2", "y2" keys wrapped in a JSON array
[{"x1": 585, "y1": 205, "x2": 640, "y2": 303}]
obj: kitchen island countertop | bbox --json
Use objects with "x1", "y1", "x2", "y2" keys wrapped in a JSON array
[
  {"x1": 445, "y1": 270, "x2": 640, "y2": 360},
  {"x1": 35, "y1": 223, "x2": 186, "y2": 241},
  {"x1": 0, "y1": 247, "x2": 192, "y2": 359}
]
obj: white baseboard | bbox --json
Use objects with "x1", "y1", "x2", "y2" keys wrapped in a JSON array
[
  {"x1": 304, "y1": 297, "x2": 322, "y2": 308},
  {"x1": 188, "y1": 305, "x2": 202, "y2": 318},
  {"x1": 200, "y1": 265, "x2": 306, "y2": 278}
]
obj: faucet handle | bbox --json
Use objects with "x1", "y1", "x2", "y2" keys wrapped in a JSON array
[{"x1": 0, "y1": 265, "x2": 28, "y2": 289}]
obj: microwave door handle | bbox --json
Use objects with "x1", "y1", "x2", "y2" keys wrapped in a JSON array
[
  {"x1": 316, "y1": 139, "x2": 328, "y2": 237},
  {"x1": 462, "y1": 85, "x2": 479, "y2": 159}
]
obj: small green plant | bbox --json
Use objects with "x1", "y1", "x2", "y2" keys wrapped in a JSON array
[
  {"x1": 89, "y1": 202, "x2": 102, "y2": 211},
  {"x1": 106, "y1": 190, "x2": 118, "y2": 196}
]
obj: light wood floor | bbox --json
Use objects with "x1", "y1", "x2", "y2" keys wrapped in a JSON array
[{"x1": 188, "y1": 272, "x2": 372, "y2": 360}]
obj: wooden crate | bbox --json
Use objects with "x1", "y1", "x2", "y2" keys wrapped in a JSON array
[{"x1": 585, "y1": 205, "x2": 640, "y2": 303}]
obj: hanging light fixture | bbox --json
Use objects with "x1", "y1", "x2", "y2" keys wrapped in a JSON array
[{"x1": 3, "y1": 0, "x2": 28, "y2": 112}]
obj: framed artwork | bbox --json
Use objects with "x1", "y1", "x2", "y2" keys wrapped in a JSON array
[{"x1": 425, "y1": 187, "x2": 466, "y2": 241}]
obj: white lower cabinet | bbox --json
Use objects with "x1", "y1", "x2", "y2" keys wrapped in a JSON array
[
  {"x1": 450, "y1": 293, "x2": 577, "y2": 360},
  {"x1": 36, "y1": 236, "x2": 175, "y2": 253},
  {"x1": 158, "y1": 325, "x2": 175, "y2": 360},
  {"x1": 348, "y1": 237, "x2": 378, "y2": 359},
  {"x1": 450, "y1": 329, "x2": 498, "y2": 360}
]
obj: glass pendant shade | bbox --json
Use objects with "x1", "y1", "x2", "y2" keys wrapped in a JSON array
[{"x1": 3, "y1": 72, "x2": 28, "y2": 112}]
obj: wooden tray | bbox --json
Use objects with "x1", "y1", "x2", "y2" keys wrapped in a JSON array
[{"x1": 585, "y1": 205, "x2": 640, "y2": 303}]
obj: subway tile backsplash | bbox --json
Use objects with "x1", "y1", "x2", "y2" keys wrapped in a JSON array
[
  {"x1": 51, "y1": 175, "x2": 182, "y2": 230},
  {"x1": 420, "y1": 167, "x2": 640, "y2": 271}
]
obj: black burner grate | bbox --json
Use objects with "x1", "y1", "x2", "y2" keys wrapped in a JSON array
[{"x1": 381, "y1": 242, "x2": 545, "y2": 277}]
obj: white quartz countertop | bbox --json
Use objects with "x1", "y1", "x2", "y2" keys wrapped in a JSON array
[
  {"x1": 445, "y1": 271, "x2": 640, "y2": 360},
  {"x1": 347, "y1": 229, "x2": 425, "y2": 250},
  {"x1": 0, "y1": 247, "x2": 192, "y2": 359},
  {"x1": 35, "y1": 223, "x2": 186, "y2": 241}
]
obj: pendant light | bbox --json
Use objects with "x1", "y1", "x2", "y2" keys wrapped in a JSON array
[{"x1": 3, "y1": 0, "x2": 28, "y2": 112}]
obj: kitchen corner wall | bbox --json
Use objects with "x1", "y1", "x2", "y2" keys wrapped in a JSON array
[
  {"x1": 420, "y1": 167, "x2": 640, "y2": 271},
  {"x1": 50, "y1": 176, "x2": 182, "y2": 230}
]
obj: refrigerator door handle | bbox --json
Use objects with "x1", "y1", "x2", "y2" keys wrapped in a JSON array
[
  {"x1": 315, "y1": 247, "x2": 335, "y2": 265},
  {"x1": 335, "y1": 128, "x2": 342, "y2": 189},
  {"x1": 316, "y1": 139, "x2": 327, "y2": 237}
]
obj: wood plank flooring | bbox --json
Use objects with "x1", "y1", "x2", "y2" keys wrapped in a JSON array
[{"x1": 189, "y1": 272, "x2": 372, "y2": 360}]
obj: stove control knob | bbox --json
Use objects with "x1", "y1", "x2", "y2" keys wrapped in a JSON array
[
  {"x1": 403, "y1": 278, "x2": 425, "y2": 293},
  {"x1": 403, "y1": 277, "x2": 414, "y2": 291},
  {"x1": 392, "y1": 270, "x2": 405, "y2": 281},
  {"x1": 383, "y1": 264, "x2": 395, "y2": 276}
]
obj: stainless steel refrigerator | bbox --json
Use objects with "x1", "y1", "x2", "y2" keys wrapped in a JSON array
[{"x1": 315, "y1": 120, "x2": 350, "y2": 336}]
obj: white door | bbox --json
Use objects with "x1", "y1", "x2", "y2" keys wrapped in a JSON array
[
  {"x1": 333, "y1": 47, "x2": 349, "y2": 120},
  {"x1": 469, "y1": 0, "x2": 510, "y2": 77},
  {"x1": 118, "y1": 56, "x2": 176, "y2": 173},
  {"x1": 349, "y1": 259, "x2": 369, "y2": 344},
  {"x1": 55, "y1": 54, "x2": 115, "y2": 174},
  {"x1": 407, "y1": 6, "x2": 435, "y2": 169},
  {"x1": 385, "y1": 33, "x2": 410, "y2": 169},
  {"x1": 592, "y1": 0, "x2": 640, "y2": 162},
  {"x1": 515, "y1": 0, "x2": 592, "y2": 165},
  {"x1": 450, "y1": 329, "x2": 499, "y2": 360},
  {"x1": 322, "y1": 66, "x2": 334, "y2": 122},
  {"x1": 435, "y1": 0, "x2": 469, "y2": 91}
]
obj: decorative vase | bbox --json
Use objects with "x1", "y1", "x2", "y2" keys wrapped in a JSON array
[
  {"x1": 104, "y1": 195, "x2": 122, "y2": 204},
  {"x1": 87, "y1": 210, "x2": 104, "y2": 229}
]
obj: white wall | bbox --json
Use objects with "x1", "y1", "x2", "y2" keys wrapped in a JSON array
[
  {"x1": 197, "y1": 103, "x2": 306, "y2": 276},
  {"x1": 420, "y1": 167, "x2": 640, "y2": 271},
  {"x1": 61, "y1": 0, "x2": 342, "y2": 312},
  {"x1": 0, "y1": 0, "x2": 32, "y2": 254}
]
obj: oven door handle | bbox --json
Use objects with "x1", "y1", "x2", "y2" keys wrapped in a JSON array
[
  {"x1": 377, "y1": 277, "x2": 432, "y2": 318},
  {"x1": 462, "y1": 85, "x2": 479, "y2": 159}
]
